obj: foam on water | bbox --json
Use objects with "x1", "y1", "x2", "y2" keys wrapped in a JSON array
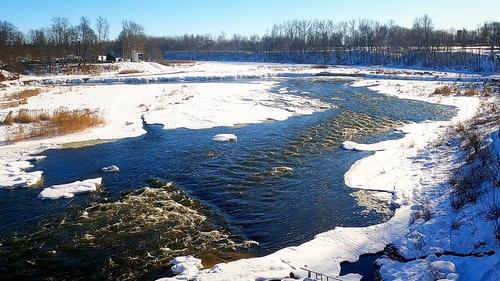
[{"x1": 0, "y1": 180, "x2": 246, "y2": 280}]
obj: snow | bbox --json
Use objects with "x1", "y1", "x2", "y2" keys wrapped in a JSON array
[
  {"x1": 37, "y1": 177, "x2": 102, "y2": 199},
  {"x1": 1, "y1": 61, "x2": 499, "y2": 280},
  {"x1": 102, "y1": 165, "x2": 120, "y2": 172},
  {"x1": 0, "y1": 153, "x2": 45, "y2": 189},
  {"x1": 212, "y1": 133, "x2": 238, "y2": 142},
  {"x1": 156, "y1": 256, "x2": 204, "y2": 281}
]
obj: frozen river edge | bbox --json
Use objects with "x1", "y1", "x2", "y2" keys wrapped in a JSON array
[{"x1": 1, "y1": 62, "x2": 498, "y2": 281}]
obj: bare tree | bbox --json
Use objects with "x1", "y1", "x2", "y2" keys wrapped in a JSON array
[
  {"x1": 0, "y1": 20, "x2": 23, "y2": 63},
  {"x1": 96, "y1": 16, "x2": 110, "y2": 44},
  {"x1": 0, "y1": 20, "x2": 22, "y2": 45},
  {"x1": 412, "y1": 14, "x2": 434, "y2": 50},
  {"x1": 95, "y1": 16, "x2": 109, "y2": 59},
  {"x1": 119, "y1": 20, "x2": 146, "y2": 60},
  {"x1": 49, "y1": 17, "x2": 74, "y2": 60},
  {"x1": 26, "y1": 28, "x2": 50, "y2": 66},
  {"x1": 77, "y1": 17, "x2": 97, "y2": 65}
]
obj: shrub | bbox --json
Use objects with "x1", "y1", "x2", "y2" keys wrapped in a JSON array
[
  {"x1": 432, "y1": 85, "x2": 453, "y2": 95},
  {"x1": 413, "y1": 206, "x2": 432, "y2": 221},
  {"x1": 454, "y1": 121, "x2": 484, "y2": 160},
  {"x1": 450, "y1": 166, "x2": 483, "y2": 209},
  {"x1": 481, "y1": 191, "x2": 500, "y2": 240},
  {"x1": 0, "y1": 73, "x2": 6, "y2": 82},
  {"x1": 464, "y1": 87, "x2": 480, "y2": 96}
]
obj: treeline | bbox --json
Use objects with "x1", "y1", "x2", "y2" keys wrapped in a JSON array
[{"x1": 1, "y1": 15, "x2": 499, "y2": 72}]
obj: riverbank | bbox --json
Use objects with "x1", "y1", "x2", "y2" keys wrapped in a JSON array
[
  {"x1": 1, "y1": 61, "x2": 498, "y2": 280},
  {"x1": 163, "y1": 67, "x2": 498, "y2": 281}
]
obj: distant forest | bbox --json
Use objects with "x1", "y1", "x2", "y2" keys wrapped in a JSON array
[{"x1": 1, "y1": 15, "x2": 499, "y2": 72}]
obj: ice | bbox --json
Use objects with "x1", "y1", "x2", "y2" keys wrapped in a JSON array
[
  {"x1": 155, "y1": 256, "x2": 203, "y2": 281},
  {"x1": 38, "y1": 177, "x2": 102, "y2": 199},
  {"x1": 212, "y1": 133, "x2": 237, "y2": 142},
  {"x1": 102, "y1": 165, "x2": 120, "y2": 172},
  {"x1": 0, "y1": 157, "x2": 43, "y2": 189}
]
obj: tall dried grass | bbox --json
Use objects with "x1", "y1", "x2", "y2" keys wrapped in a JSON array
[
  {"x1": 1, "y1": 88, "x2": 42, "y2": 108},
  {"x1": 158, "y1": 60, "x2": 196, "y2": 66},
  {"x1": 432, "y1": 85, "x2": 454, "y2": 95},
  {"x1": 432, "y1": 85, "x2": 494, "y2": 97},
  {"x1": 2, "y1": 107, "x2": 105, "y2": 142},
  {"x1": 118, "y1": 69, "x2": 143, "y2": 74}
]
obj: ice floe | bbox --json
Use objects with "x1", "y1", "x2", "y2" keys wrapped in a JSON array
[
  {"x1": 212, "y1": 133, "x2": 237, "y2": 142},
  {"x1": 102, "y1": 165, "x2": 120, "y2": 172},
  {"x1": 38, "y1": 177, "x2": 102, "y2": 199}
]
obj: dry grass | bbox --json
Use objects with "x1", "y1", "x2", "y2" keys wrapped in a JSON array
[
  {"x1": 61, "y1": 64, "x2": 119, "y2": 75},
  {"x1": 463, "y1": 86, "x2": 492, "y2": 97},
  {"x1": 311, "y1": 64, "x2": 329, "y2": 69},
  {"x1": 158, "y1": 60, "x2": 196, "y2": 66},
  {"x1": 432, "y1": 85, "x2": 454, "y2": 95},
  {"x1": 1, "y1": 107, "x2": 105, "y2": 142},
  {"x1": 118, "y1": 69, "x2": 143, "y2": 75},
  {"x1": 432, "y1": 84, "x2": 494, "y2": 97},
  {"x1": 13, "y1": 88, "x2": 42, "y2": 100},
  {"x1": 1, "y1": 88, "x2": 42, "y2": 109}
]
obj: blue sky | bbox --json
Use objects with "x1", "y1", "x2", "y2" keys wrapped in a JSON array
[{"x1": 1, "y1": 0, "x2": 498, "y2": 39}]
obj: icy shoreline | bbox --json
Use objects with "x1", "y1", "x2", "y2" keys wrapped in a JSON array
[
  {"x1": 165, "y1": 73, "x2": 493, "y2": 281},
  {"x1": 1, "y1": 61, "x2": 498, "y2": 280}
]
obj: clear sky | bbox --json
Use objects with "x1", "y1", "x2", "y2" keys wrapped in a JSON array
[{"x1": 1, "y1": 0, "x2": 498, "y2": 39}]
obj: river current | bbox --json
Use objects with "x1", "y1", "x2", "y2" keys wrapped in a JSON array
[{"x1": 0, "y1": 78, "x2": 456, "y2": 280}]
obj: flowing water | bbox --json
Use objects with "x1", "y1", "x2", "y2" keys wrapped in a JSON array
[{"x1": 0, "y1": 78, "x2": 456, "y2": 280}]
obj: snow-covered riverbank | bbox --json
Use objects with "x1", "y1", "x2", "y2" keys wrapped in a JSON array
[
  {"x1": 1, "y1": 61, "x2": 498, "y2": 280},
  {"x1": 161, "y1": 68, "x2": 499, "y2": 281}
]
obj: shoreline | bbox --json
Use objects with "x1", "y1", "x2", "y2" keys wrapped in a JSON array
[{"x1": 175, "y1": 76, "x2": 485, "y2": 281}]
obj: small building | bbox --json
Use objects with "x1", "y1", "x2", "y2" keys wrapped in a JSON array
[
  {"x1": 106, "y1": 52, "x2": 122, "y2": 62},
  {"x1": 131, "y1": 50, "x2": 144, "y2": 62}
]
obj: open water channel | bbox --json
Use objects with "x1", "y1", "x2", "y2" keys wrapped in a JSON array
[{"x1": 0, "y1": 77, "x2": 456, "y2": 280}]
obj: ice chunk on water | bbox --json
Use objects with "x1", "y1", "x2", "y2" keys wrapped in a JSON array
[
  {"x1": 38, "y1": 177, "x2": 102, "y2": 199},
  {"x1": 102, "y1": 165, "x2": 120, "y2": 172},
  {"x1": 212, "y1": 133, "x2": 237, "y2": 142}
]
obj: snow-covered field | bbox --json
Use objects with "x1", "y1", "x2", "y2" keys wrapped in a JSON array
[{"x1": 1, "y1": 61, "x2": 499, "y2": 280}]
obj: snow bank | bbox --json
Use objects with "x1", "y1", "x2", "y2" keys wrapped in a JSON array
[
  {"x1": 378, "y1": 252, "x2": 500, "y2": 281},
  {"x1": 0, "y1": 153, "x2": 45, "y2": 189},
  {"x1": 37, "y1": 177, "x2": 102, "y2": 199},
  {"x1": 156, "y1": 256, "x2": 203, "y2": 281}
]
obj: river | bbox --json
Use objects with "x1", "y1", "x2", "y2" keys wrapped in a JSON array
[{"x1": 0, "y1": 77, "x2": 456, "y2": 280}]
